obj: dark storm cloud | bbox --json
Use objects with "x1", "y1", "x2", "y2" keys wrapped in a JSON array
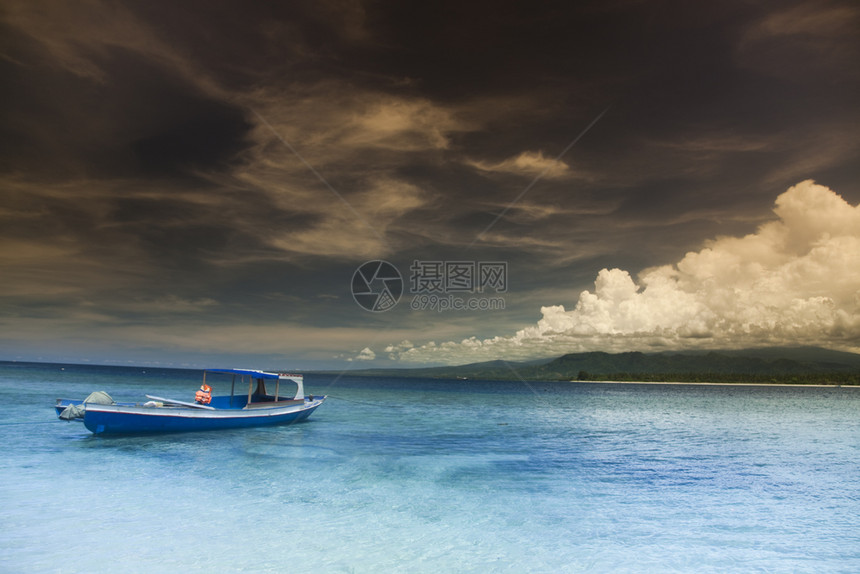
[
  {"x1": 2, "y1": 42, "x2": 251, "y2": 179},
  {"x1": 1, "y1": 0, "x2": 858, "y2": 366}
]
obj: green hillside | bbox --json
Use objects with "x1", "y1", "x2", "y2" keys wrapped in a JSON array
[{"x1": 331, "y1": 347, "x2": 860, "y2": 384}]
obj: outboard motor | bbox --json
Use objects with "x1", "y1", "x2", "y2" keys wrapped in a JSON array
[{"x1": 59, "y1": 391, "x2": 114, "y2": 421}]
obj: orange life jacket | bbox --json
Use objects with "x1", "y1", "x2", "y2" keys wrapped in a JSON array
[{"x1": 195, "y1": 384, "x2": 212, "y2": 404}]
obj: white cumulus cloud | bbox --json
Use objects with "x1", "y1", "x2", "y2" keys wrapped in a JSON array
[
  {"x1": 392, "y1": 180, "x2": 860, "y2": 363},
  {"x1": 352, "y1": 347, "x2": 377, "y2": 361}
]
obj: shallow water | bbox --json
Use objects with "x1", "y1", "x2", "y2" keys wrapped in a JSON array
[{"x1": 1, "y1": 362, "x2": 859, "y2": 573}]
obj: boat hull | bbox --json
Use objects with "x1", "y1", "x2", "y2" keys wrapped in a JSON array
[{"x1": 78, "y1": 398, "x2": 325, "y2": 435}]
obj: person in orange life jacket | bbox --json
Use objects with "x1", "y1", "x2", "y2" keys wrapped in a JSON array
[{"x1": 195, "y1": 383, "x2": 212, "y2": 405}]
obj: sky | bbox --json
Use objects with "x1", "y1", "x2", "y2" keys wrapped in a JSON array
[{"x1": 1, "y1": 0, "x2": 858, "y2": 369}]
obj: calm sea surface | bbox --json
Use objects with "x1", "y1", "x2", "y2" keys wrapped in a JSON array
[{"x1": 1, "y1": 361, "x2": 858, "y2": 573}]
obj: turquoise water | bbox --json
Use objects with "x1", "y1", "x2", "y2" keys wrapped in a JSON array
[{"x1": 1, "y1": 362, "x2": 859, "y2": 573}]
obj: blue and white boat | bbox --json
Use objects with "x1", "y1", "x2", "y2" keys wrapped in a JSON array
[{"x1": 55, "y1": 369, "x2": 325, "y2": 435}]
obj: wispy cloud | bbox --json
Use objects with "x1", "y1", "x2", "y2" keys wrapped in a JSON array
[
  {"x1": 742, "y1": 2, "x2": 859, "y2": 43},
  {"x1": 467, "y1": 150, "x2": 571, "y2": 179},
  {"x1": 345, "y1": 98, "x2": 464, "y2": 151},
  {"x1": 223, "y1": 90, "x2": 461, "y2": 258},
  {"x1": 736, "y1": 1, "x2": 860, "y2": 80}
]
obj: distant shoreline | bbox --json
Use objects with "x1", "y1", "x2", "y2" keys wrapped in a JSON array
[{"x1": 573, "y1": 380, "x2": 858, "y2": 387}]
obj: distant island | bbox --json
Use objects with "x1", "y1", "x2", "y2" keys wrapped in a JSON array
[{"x1": 328, "y1": 347, "x2": 860, "y2": 385}]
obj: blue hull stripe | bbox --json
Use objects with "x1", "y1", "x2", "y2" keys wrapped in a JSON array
[{"x1": 81, "y1": 400, "x2": 324, "y2": 434}]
